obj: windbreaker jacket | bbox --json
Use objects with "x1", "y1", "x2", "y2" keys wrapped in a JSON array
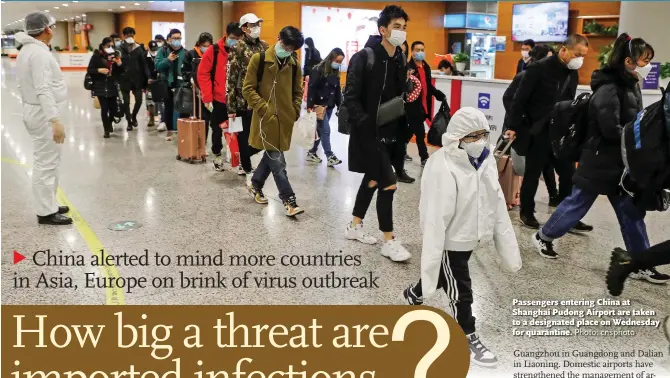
[
  {"x1": 420, "y1": 107, "x2": 522, "y2": 298},
  {"x1": 15, "y1": 32, "x2": 67, "y2": 122},
  {"x1": 197, "y1": 39, "x2": 229, "y2": 104},
  {"x1": 227, "y1": 35, "x2": 269, "y2": 114}
]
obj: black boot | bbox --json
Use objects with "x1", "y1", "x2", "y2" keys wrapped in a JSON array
[
  {"x1": 520, "y1": 212, "x2": 540, "y2": 229},
  {"x1": 37, "y1": 213, "x2": 73, "y2": 225},
  {"x1": 396, "y1": 170, "x2": 416, "y2": 184},
  {"x1": 606, "y1": 248, "x2": 635, "y2": 296}
]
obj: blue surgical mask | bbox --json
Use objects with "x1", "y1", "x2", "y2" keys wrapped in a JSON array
[
  {"x1": 170, "y1": 39, "x2": 181, "y2": 49},
  {"x1": 114, "y1": 41, "x2": 121, "y2": 48},
  {"x1": 200, "y1": 46, "x2": 209, "y2": 54},
  {"x1": 413, "y1": 52, "x2": 425, "y2": 61},
  {"x1": 226, "y1": 39, "x2": 238, "y2": 48},
  {"x1": 275, "y1": 43, "x2": 291, "y2": 59},
  {"x1": 331, "y1": 62, "x2": 341, "y2": 71}
]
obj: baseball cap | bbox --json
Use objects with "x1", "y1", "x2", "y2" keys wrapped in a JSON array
[{"x1": 240, "y1": 13, "x2": 263, "y2": 26}]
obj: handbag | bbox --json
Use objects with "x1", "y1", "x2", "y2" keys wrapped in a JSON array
[
  {"x1": 92, "y1": 96, "x2": 101, "y2": 110},
  {"x1": 376, "y1": 96, "x2": 405, "y2": 127}
]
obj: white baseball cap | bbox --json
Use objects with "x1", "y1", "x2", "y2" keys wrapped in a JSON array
[{"x1": 240, "y1": 13, "x2": 263, "y2": 26}]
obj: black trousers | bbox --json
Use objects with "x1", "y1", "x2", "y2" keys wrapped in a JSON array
[
  {"x1": 520, "y1": 132, "x2": 575, "y2": 215},
  {"x1": 413, "y1": 251, "x2": 475, "y2": 335},
  {"x1": 632, "y1": 240, "x2": 670, "y2": 270},
  {"x1": 408, "y1": 116, "x2": 429, "y2": 161},
  {"x1": 98, "y1": 96, "x2": 116, "y2": 133},
  {"x1": 121, "y1": 86, "x2": 143, "y2": 123},
  {"x1": 543, "y1": 163, "x2": 558, "y2": 199},
  {"x1": 237, "y1": 109, "x2": 261, "y2": 173},
  {"x1": 352, "y1": 141, "x2": 402, "y2": 233},
  {"x1": 209, "y1": 101, "x2": 228, "y2": 156}
]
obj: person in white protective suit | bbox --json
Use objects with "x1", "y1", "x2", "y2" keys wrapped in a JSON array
[
  {"x1": 16, "y1": 11, "x2": 72, "y2": 225},
  {"x1": 400, "y1": 107, "x2": 522, "y2": 368}
]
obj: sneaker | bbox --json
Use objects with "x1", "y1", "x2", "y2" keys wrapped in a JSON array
[
  {"x1": 467, "y1": 333, "x2": 499, "y2": 368},
  {"x1": 402, "y1": 284, "x2": 423, "y2": 305},
  {"x1": 157, "y1": 122, "x2": 167, "y2": 132},
  {"x1": 404, "y1": 154, "x2": 413, "y2": 162},
  {"x1": 532, "y1": 232, "x2": 558, "y2": 259},
  {"x1": 306, "y1": 151, "x2": 322, "y2": 163},
  {"x1": 103, "y1": 131, "x2": 110, "y2": 139},
  {"x1": 327, "y1": 155, "x2": 342, "y2": 167},
  {"x1": 571, "y1": 221, "x2": 594, "y2": 233},
  {"x1": 131, "y1": 119, "x2": 138, "y2": 128},
  {"x1": 345, "y1": 222, "x2": 377, "y2": 245},
  {"x1": 421, "y1": 158, "x2": 428, "y2": 167},
  {"x1": 237, "y1": 166, "x2": 247, "y2": 176},
  {"x1": 396, "y1": 170, "x2": 416, "y2": 184},
  {"x1": 520, "y1": 213, "x2": 540, "y2": 229},
  {"x1": 606, "y1": 248, "x2": 634, "y2": 296},
  {"x1": 283, "y1": 196, "x2": 304, "y2": 217},
  {"x1": 630, "y1": 268, "x2": 670, "y2": 284},
  {"x1": 381, "y1": 239, "x2": 411, "y2": 262},
  {"x1": 127, "y1": 124, "x2": 133, "y2": 132},
  {"x1": 213, "y1": 155, "x2": 225, "y2": 171},
  {"x1": 247, "y1": 184, "x2": 269, "y2": 205}
]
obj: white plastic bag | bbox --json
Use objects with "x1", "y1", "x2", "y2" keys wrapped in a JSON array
[
  {"x1": 229, "y1": 116, "x2": 243, "y2": 133},
  {"x1": 511, "y1": 147, "x2": 525, "y2": 176},
  {"x1": 293, "y1": 112, "x2": 318, "y2": 149}
]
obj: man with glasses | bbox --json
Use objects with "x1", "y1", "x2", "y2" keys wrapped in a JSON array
[
  {"x1": 227, "y1": 13, "x2": 269, "y2": 176},
  {"x1": 155, "y1": 28, "x2": 186, "y2": 141},
  {"x1": 242, "y1": 26, "x2": 304, "y2": 217},
  {"x1": 16, "y1": 11, "x2": 72, "y2": 225}
]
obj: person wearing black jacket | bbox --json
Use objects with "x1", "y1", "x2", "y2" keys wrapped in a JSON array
[
  {"x1": 182, "y1": 32, "x2": 214, "y2": 142},
  {"x1": 343, "y1": 5, "x2": 411, "y2": 263},
  {"x1": 302, "y1": 37, "x2": 321, "y2": 77},
  {"x1": 305, "y1": 47, "x2": 344, "y2": 167},
  {"x1": 505, "y1": 34, "x2": 590, "y2": 229},
  {"x1": 144, "y1": 40, "x2": 159, "y2": 127},
  {"x1": 87, "y1": 37, "x2": 124, "y2": 138},
  {"x1": 516, "y1": 39, "x2": 535, "y2": 74},
  {"x1": 532, "y1": 34, "x2": 669, "y2": 284},
  {"x1": 405, "y1": 41, "x2": 446, "y2": 173},
  {"x1": 119, "y1": 27, "x2": 150, "y2": 131}
]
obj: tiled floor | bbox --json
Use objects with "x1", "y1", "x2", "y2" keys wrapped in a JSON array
[{"x1": 1, "y1": 58, "x2": 668, "y2": 376}]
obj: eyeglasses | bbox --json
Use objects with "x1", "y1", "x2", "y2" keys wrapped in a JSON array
[{"x1": 462, "y1": 131, "x2": 489, "y2": 143}]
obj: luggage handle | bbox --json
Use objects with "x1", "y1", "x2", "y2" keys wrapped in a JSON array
[
  {"x1": 495, "y1": 137, "x2": 514, "y2": 156},
  {"x1": 190, "y1": 85, "x2": 201, "y2": 120}
]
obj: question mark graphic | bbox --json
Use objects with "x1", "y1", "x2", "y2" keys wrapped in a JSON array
[{"x1": 392, "y1": 309, "x2": 451, "y2": 378}]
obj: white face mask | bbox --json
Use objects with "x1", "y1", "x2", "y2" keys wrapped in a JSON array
[
  {"x1": 386, "y1": 29, "x2": 406, "y2": 48},
  {"x1": 634, "y1": 63, "x2": 653, "y2": 80},
  {"x1": 125, "y1": 37, "x2": 134, "y2": 44},
  {"x1": 156, "y1": 42, "x2": 164, "y2": 47},
  {"x1": 521, "y1": 50, "x2": 530, "y2": 60},
  {"x1": 249, "y1": 26, "x2": 261, "y2": 39},
  {"x1": 567, "y1": 56, "x2": 584, "y2": 70},
  {"x1": 104, "y1": 47, "x2": 114, "y2": 54},
  {"x1": 462, "y1": 138, "x2": 488, "y2": 158}
]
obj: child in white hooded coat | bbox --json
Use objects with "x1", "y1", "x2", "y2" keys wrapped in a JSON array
[{"x1": 402, "y1": 107, "x2": 522, "y2": 368}]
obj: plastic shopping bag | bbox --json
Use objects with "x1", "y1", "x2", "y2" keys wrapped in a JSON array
[
  {"x1": 225, "y1": 132, "x2": 240, "y2": 168},
  {"x1": 293, "y1": 112, "x2": 318, "y2": 149}
]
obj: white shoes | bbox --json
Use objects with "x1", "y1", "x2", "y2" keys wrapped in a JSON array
[
  {"x1": 157, "y1": 122, "x2": 166, "y2": 132},
  {"x1": 345, "y1": 223, "x2": 377, "y2": 245},
  {"x1": 381, "y1": 239, "x2": 411, "y2": 262}
]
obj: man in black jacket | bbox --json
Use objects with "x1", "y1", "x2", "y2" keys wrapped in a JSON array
[
  {"x1": 516, "y1": 39, "x2": 535, "y2": 74},
  {"x1": 505, "y1": 34, "x2": 592, "y2": 229},
  {"x1": 343, "y1": 5, "x2": 411, "y2": 263},
  {"x1": 119, "y1": 27, "x2": 150, "y2": 131}
]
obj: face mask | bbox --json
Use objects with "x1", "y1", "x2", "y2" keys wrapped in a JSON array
[
  {"x1": 226, "y1": 39, "x2": 238, "y2": 48},
  {"x1": 331, "y1": 62, "x2": 341, "y2": 71},
  {"x1": 634, "y1": 63, "x2": 653, "y2": 80},
  {"x1": 386, "y1": 29, "x2": 406, "y2": 48},
  {"x1": 275, "y1": 44, "x2": 291, "y2": 59},
  {"x1": 170, "y1": 40, "x2": 181, "y2": 49},
  {"x1": 566, "y1": 56, "x2": 583, "y2": 70},
  {"x1": 114, "y1": 41, "x2": 122, "y2": 48},
  {"x1": 149, "y1": 50, "x2": 157, "y2": 57},
  {"x1": 413, "y1": 52, "x2": 425, "y2": 61},
  {"x1": 156, "y1": 42, "x2": 164, "y2": 47},
  {"x1": 200, "y1": 46, "x2": 209, "y2": 54},
  {"x1": 125, "y1": 37, "x2": 134, "y2": 44},
  {"x1": 104, "y1": 47, "x2": 114, "y2": 54},
  {"x1": 249, "y1": 27, "x2": 261, "y2": 39},
  {"x1": 521, "y1": 50, "x2": 530, "y2": 59},
  {"x1": 462, "y1": 138, "x2": 488, "y2": 158}
]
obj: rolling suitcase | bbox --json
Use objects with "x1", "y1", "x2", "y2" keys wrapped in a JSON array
[
  {"x1": 176, "y1": 88, "x2": 207, "y2": 164},
  {"x1": 494, "y1": 138, "x2": 520, "y2": 206}
]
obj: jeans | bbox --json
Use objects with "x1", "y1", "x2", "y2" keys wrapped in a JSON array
[
  {"x1": 121, "y1": 86, "x2": 143, "y2": 123},
  {"x1": 251, "y1": 151, "x2": 295, "y2": 202},
  {"x1": 540, "y1": 186, "x2": 650, "y2": 254},
  {"x1": 309, "y1": 107, "x2": 334, "y2": 157},
  {"x1": 164, "y1": 89, "x2": 176, "y2": 131}
]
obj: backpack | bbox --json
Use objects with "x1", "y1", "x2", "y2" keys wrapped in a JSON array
[
  {"x1": 426, "y1": 102, "x2": 451, "y2": 147},
  {"x1": 548, "y1": 92, "x2": 591, "y2": 162},
  {"x1": 84, "y1": 73, "x2": 93, "y2": 90},
  {"x1": 338, "y1": 47, "x2": 407, "y2": 135},
  {"x1": 256, "y1": 51, "x2": 298, "y2": 94},
  {"x1": 621, "y1": 86, "x2": 670, "y2": 190}
]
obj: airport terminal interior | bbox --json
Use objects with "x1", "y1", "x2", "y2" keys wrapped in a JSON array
[{"x1": 1, "y1": 1, "x2": 669, "y2": 375}]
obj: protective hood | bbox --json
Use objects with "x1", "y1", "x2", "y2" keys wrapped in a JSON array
[
  {"x1": 442, "y1": 107, "x2": 490, "y2": 150},
  {"x1": 14, "y1": 32, "x2": 48, "y2": 50}
]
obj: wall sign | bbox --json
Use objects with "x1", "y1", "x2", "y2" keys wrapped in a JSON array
[
  {"x1": 642, "y1": 62, "x2": 660, "y2": 90},
  {"x1": 478, "y1": 93, "x2": 491, "y2": 109}
]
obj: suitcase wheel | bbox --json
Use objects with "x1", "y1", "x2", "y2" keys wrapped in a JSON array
[
  {"x1": 189, "y1": 159, "x2": 195, "y2": 164},
  {"x1": 201, "y1": 157, "x2": 207, "y2": 163},
  {"x1": 176, "y1": 155, "x2": 181, "y2": 161}
]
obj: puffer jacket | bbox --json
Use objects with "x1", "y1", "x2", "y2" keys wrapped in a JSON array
[
  {"x1": 226, "y1": 34, "x2": 269, "y2": 114},
  {"x1": 420, "y1": 107, "x2": 522, "y2": 298},
  {"x1": 87, "y1": 50, "x2": 124, "y2": 98},
  {"x1": 306, "y1": 63, "x2": 341, "y2": 109},
  {"x1": 573, "y1": 68, "x2": 643, "y2": 195}
]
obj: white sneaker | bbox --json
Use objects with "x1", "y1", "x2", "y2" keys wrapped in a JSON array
[
  {"x1": 157, "y1": 122, "x2": 166, "y2": 132},
  {"x1": 345, "y1": 223, "x2": 377, "y2": 245},
  {"x1": 237, "y1": 166, "x2": 247, "y2": 176},
  {"x1": 381, "y1": 239, "x2": 411, "y2": 262}
]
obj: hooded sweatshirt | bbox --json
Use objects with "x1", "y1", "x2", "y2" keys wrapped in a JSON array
[
  {"x1": 15, "y1": 32, "x2": 68, "y2": 122},
  {"x1": 420, "y1": 107, "x2": 522, "y2": 298}
]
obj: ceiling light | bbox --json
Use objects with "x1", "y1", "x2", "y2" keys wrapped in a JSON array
[
  {"x1": 54, "y1": 6, "x2": 59, "y2": 9},
  {"x1": 82, "y1": 14, "x2": 86, "y2": 16},
  {"x1": 108, "y1": 9, "x2": 112, "y2": 11},
  {"x1": 72, "y1": 1, "x2": 78, "y2": 2},
  {"x1": 44, "y1": 10, "x2": 50, "y2": 13},
  {"x1": 120, "y1": 5, "x2": 125, "y2": 9},
  {"x1": 62, "y1": 4, "x2": 68, "y2": 6},
  {"x1": 134, "y1": 2, "x2": 140, "y2": 5},
  {"x1": 171, "y1": 8, "x2": 177, "y2": 11}
]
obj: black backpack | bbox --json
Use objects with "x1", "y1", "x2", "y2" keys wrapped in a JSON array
[
  {"x1": 338, "y1": 47, "x2": 406, "y2": 135},
  {"x1": 621, "y1": 86, "x2": 670, "y2": 190},
  {"x1": 548, "y1": 92, "x2": 592, "y2": 162},
  {"x1": 427, "y1": 102, "x2": 451, "y2": 147}
]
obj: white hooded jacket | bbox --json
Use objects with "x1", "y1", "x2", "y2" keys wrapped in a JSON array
[
  {"x1": 420, "y1": 107, "x2": 522, "y2": 298},
  {"x1": 15, "y1": 32, "x2": 67, "y2": 122}
]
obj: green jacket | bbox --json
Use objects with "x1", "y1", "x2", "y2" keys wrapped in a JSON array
[
  {"x1": 155, "y1": 46, "x2": 186, "y2": 88},
  {"x1": 243, "y1": 44, "x2": 303, "y2": 152},
  {"x1": 226, "y1": 35, "x2": 268, "y2": 114}
]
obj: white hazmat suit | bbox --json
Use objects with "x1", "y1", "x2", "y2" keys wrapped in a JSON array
[{"x1": 15, "y1": 32, "x2": 68, "y2": 217}]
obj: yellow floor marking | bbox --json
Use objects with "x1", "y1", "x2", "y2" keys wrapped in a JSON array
[{"x1": 2, "y1": 156, "x2": 124, "y2": 305}]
